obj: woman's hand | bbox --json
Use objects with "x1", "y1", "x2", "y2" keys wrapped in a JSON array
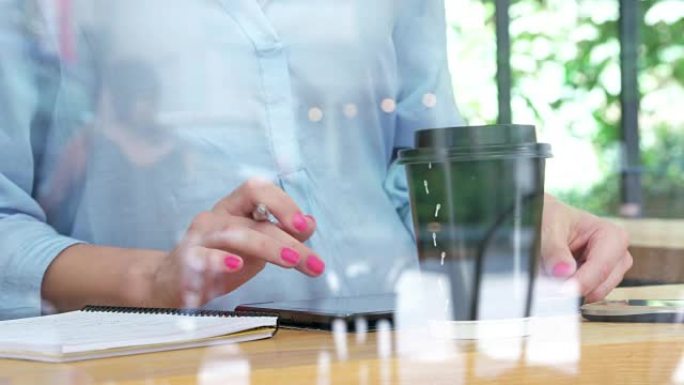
[
  {"x1": 150, "y1": 178, "x2": 324, "y2": 307},
  {"x1": 540, "y1": 195, "x2": 633, "y2": 303},
  {"x1": 41, "y1": 178, "x2": 324, "y2": 312}
]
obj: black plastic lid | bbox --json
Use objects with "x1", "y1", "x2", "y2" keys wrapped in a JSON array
[
  {"x1": 398, "y1": 124, "x2": 552, "y2": 164},
  {"x1": 416, "y1": 124, "x2": 536, "y2": 148}
]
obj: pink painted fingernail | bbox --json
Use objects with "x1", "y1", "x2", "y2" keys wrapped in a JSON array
[
  {"x1": 280, "y1": 247, "x2": 301, "y2": 265},
  {"x1": 224, "y1": 255, "x2": 242, "y2": 270},
  {"x1": 305, "y1": 215, "x2": 316, "y2": 224},
  {"x1": 306, "y1": 255, "x2": 325, "y2": 276},
  {"x1": 552, "y1": 262, "x2": 573, "y2": 278},
  {"x1": 293, "y1": 212, "x2": 308, "y2": 233}
]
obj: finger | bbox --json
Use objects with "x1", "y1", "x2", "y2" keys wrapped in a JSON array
[
  {"x1": 584, "y1": 252, "x2": 633, "y2": 303},
  {"x1": 202, "y1": 224, "x2": 325, "y2": 277},
  {"x1": 204, "y1": 256, "x2": 268, "y2": 304},
  {"x1": 572, "y1": 226, "x2": 629, "y2": 296},
  {"x1": 185, "y1": 211, "x2": 325, "y2": 277},
  {"x1": 194, "y1": 247, "x2": 244, "y2": 274},
  {"x1": 250, "y1": 219, "x2": 326, "y2": 277},
  {"x1": 213, "y1": 178, "x2": 316, "y2": 240},
  {"x1": 541, "y1": 237, "x2": 577, "y2": 279},
  {"x1": 226, "y1": 215, "x2": 326, "y2": 277},
  {"x1": 177, "y1": 246, "x2": 245, "y2": 305},
  {"x1": 540, "y1": 216, "x2": 577, "y2": 279}
]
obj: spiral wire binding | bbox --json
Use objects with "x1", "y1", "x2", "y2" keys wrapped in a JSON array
[{"x1": 81, "y1": 305, "x2": 281, "y2": 329}]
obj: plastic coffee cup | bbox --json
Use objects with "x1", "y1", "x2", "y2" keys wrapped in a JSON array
[{"x1": 398, "y1": 124, "x2": 552, "y2": 321}]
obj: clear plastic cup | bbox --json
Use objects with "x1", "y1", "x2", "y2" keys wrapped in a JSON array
[{"x1": 398, "y1": 124, "x2": 552, "y2": 321}]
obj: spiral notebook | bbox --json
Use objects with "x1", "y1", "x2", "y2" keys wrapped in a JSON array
[{"x1": 0, "y1": 306, "x2": 278, "y2": 363}]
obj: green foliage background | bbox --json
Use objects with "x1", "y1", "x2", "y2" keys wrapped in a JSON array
[{"x1": 493, "y1": 0, "x2": 684, "y2": 217}]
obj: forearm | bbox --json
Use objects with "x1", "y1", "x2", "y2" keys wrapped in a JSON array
[{"x1": 41, "y1": 244, "x2": 166, "y2": 312}]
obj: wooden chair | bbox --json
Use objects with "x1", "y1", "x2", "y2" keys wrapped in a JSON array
[{"x1": 609, "y1": 218, "x2": 684, "y2": 286}]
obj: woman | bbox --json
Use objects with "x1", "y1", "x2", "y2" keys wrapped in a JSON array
[{"x1": 0, "y1": 0, "x2": 631, "y2": 319}]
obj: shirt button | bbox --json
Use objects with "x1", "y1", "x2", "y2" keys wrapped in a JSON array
[
  {"x1": 423, "y1": 93, "x2": 438, "y2": 108},
  {"x1": 343, "y1": 103, "x2": 358, "y2": 119},
  {"x1": 308, "y1": 107, "x2": 324, "y2": 122},
  {"x1": 380, "y1": 98, "x2": 396, "y2": 113}
]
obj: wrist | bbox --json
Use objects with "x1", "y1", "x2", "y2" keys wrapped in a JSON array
[{"x1": 122, "y1": 251, "x2": 167, "y2": 307}]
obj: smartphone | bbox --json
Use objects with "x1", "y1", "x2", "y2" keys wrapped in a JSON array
[
  {"x1": 235, "y1": 294, "x2": 395, "y2": 330},
  {"x1": 581, "y1": 299, "x2": 684, "y2": 323}
]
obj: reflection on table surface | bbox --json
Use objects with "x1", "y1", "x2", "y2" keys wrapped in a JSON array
[{"x1": 1, "y1": 285, "x2": 684, "y2": 385}]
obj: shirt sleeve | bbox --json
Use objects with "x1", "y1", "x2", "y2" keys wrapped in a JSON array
[
  {"x1": 384, "y1": 0, "x2": 466, "y2": 234},
  {"x1": 0, "y1": 5, "x2": 82, "y2": 320}
]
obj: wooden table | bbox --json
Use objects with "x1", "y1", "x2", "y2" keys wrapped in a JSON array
[{"x1": 2, "y1": 285, "x2": 684, "y2": 384}]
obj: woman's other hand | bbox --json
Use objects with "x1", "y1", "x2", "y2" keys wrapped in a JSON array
[{"x1": 540, "y1": 195, "x2": 633, "y2": 303}]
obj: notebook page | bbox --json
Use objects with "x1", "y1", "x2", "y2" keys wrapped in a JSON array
[{"x1": 0, "y1": 310, "x2": 276, "y2": 354}]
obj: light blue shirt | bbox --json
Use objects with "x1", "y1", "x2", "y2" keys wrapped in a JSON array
[{"x1": 0, "y1": 0, "x2": 463, "y2": 319}]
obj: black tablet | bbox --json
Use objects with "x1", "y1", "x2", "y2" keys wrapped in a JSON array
[{"x1": 235, "y1": 294, "x2": 395, "y2": 330}]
